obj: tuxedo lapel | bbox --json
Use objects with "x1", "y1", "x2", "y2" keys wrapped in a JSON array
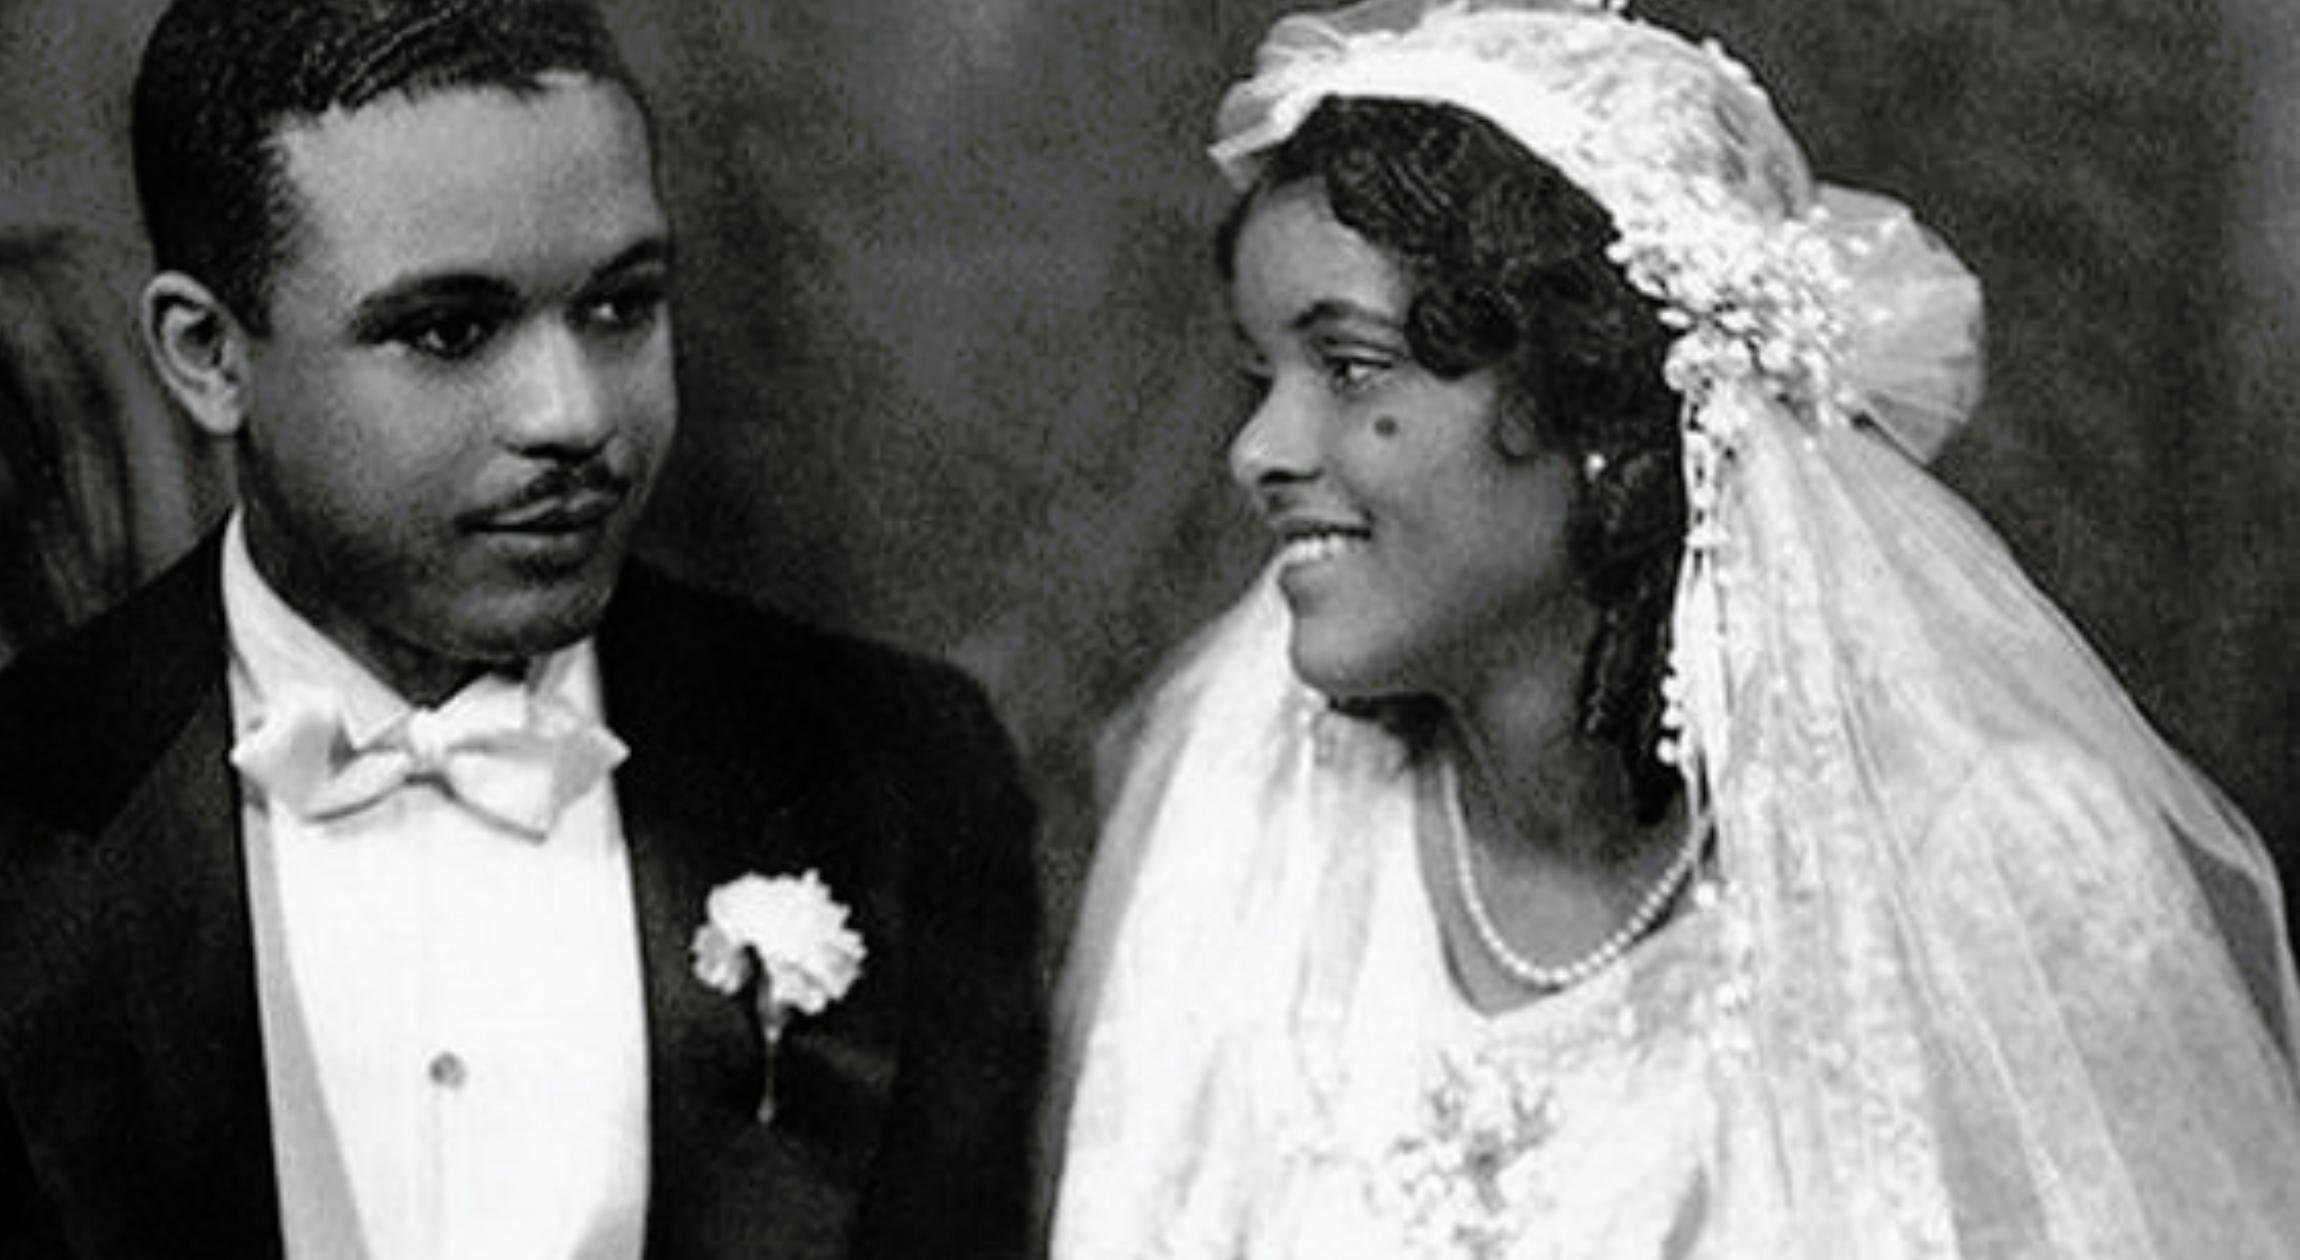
[
  {"x1": 614, "y1": 713, "x2": 791, "y2": 1223},
  {"x1": 602, "y1": 570, "x2": 896, "y2": 1257},
  {"x1": 0, "y1": 539, "x2": 282, "y2": 1256}
]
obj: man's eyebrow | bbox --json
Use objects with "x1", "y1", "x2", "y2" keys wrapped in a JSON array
[
  {"x1": 344, "y1": 238, "x2": 672, "y2": 338},
  {"x1": 347, "y1": 272, "x2": 518, "y2": 340}
]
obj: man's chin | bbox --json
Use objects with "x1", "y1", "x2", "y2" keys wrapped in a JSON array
[{"x1": 431, "y1": 569, "x2": 626, "y2": 665}]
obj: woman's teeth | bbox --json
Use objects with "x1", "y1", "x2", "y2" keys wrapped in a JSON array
[{"x1": 1280, "y1": 532, "x2": 1365, "y2": 565}]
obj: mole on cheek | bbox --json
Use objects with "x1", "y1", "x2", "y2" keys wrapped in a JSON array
[{"x1": 1372, "y1": 415, "x2": 1400, "y2": 438}]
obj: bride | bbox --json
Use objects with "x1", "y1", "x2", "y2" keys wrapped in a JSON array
[{"x1": 1046, "y1": 1, "x2": 2300, "y2": 1256}]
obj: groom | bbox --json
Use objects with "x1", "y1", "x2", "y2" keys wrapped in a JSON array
[{"x1": 0, "y1": 1, "x2": 1041, "y2": 1256}]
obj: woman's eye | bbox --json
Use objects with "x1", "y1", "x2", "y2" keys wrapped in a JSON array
[
  {"x1": 578, "y1": 283, "x2": 666, "y2": 335},
  {"x1": 1232, "y1": 344, "x2": 1274, "y2": 394},
  {"x1": 1323, "y1": 353, "x2": 1387, "y2": 393}
]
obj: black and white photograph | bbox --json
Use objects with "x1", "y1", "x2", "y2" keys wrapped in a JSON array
[{"x1": 2, "y1": 1, "x2": 2296, "y2": 1256}]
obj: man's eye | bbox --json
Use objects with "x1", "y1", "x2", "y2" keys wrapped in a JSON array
[{"x1": 399, "y1": 312, "x2": 499, "y2": 361}]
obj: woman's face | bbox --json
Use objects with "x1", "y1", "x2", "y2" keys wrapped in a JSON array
[{"x1": 1228, "y1": 180, "x2": 1579, "y2": 703}]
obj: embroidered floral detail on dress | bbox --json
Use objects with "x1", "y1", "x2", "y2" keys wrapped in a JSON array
[{"x1": 1379, "y1": 1052, "x2": 1559, "y2": 1259}]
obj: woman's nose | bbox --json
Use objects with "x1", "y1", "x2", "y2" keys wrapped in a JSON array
[{"x1": 1227, "y1": 380, "x2": 1319, "y2": 491}]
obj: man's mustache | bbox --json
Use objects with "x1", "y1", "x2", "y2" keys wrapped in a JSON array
[{"x1": 464, "y1": 461, "x2": 633, "y2": 528}]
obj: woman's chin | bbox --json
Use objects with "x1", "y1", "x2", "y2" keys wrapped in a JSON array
[{"x1": 1286, "y1": 633, "x2": 1412, "y2": 704}]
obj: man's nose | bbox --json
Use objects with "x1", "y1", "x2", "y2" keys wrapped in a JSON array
[
  {"x1": 502, "y1": 325, "x2": 614, "y2": 457},
  {"x1": 1227, "y1": 378, "x2": 1319, "y2": 491}
]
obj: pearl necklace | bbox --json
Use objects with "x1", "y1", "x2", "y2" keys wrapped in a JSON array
[{"x1": 1441, "y1": 759, "x2": 1705, "y2": 991}]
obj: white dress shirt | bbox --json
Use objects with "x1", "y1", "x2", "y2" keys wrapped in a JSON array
[{"x1": 221, "y1": 517, "x2": 651, "y2": 1260}]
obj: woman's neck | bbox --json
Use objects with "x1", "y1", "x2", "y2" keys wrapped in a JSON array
[
  {"x1": 1421, "y1": 630, "x2": 1693, "y2": 1012},
  {"x1": 1431, "y1": 599, "x2": 1644, "y2": 869},
  {"x1": 1442, "y1": 702, "x2": 1641, "y2": 872}
]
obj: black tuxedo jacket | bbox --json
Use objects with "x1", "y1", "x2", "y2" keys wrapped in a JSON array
[{"x1": 0, "y1": 535, "x2": 1045, "y2": 1258}]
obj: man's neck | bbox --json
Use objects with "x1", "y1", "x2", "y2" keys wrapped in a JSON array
[{"x1": 237, "y1": 514, "x2": 491, "y2": 707}]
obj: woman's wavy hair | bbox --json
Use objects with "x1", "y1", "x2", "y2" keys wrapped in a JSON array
[{"x1": 1219, "y1": 96, "x2": 1687, "y2": 821}]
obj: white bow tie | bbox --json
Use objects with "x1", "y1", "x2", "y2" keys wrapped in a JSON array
[{"x1": 231, "y1": 676, "x2": 629, "y2": 838}]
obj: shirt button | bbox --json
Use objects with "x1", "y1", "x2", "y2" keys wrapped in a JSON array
[{"x1": 428, "y1": 1051, "x2": 467, "y2": 1089}]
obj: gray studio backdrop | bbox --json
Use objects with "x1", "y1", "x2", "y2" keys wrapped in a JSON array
[{"x1": 3, "y1": 0, "x2": 2295, "y2": 970}]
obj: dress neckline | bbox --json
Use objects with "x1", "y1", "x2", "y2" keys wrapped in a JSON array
[{"x1": 1403, "y1": 756, "x2": 1715, "y2": 1032}]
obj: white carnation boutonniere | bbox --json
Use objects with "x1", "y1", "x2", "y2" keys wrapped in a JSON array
[{"x1": 690, "y1": 870, "x2": 867, "y2": 1123}]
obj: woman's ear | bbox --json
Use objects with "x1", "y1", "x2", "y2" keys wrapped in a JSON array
[
  {"x1": 1493, "y1": 403, "x2": 1545, "y2": 461},
  {"x1": 141, "y1": 271, "x2": 253, "y2": 438}
]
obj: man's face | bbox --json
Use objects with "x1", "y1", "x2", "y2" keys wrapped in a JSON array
[{"x1": 239, "y1": 73, "x2": 673, "y2": 688}]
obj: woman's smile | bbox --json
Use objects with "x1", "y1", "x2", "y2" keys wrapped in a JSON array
[{"x1": 1272, "y1": 511, "x2": 1375, "y2": 596}]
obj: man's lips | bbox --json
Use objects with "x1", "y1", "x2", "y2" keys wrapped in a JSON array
[{"x1": 467, "y1": 486, "x2": 626, "y2": 533}]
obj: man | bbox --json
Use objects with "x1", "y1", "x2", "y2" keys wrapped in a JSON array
[{"x1": 0, "y1": 1, "x2": 1043, "y2": 1256}]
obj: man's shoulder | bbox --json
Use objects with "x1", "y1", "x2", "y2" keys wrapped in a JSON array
[
  {"x1": 601, "y1": 563, "x2": 1010, "y2": 752},
  {"x1": 0, "y1": 539, "x2": 224, "y2": 829}
]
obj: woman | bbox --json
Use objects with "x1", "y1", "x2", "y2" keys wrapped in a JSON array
[{"x1": 1047, "y1": 1, "x2": 2300, "y2": 1256}]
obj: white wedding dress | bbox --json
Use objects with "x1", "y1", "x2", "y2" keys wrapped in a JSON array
[{"x1": 1168, "y1": 779, "x2": 1736, "y2": 1260}]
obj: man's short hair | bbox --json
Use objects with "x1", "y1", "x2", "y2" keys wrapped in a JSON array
[{"x1": 131, "y1": 0, "x2": 646, "y2": 334}]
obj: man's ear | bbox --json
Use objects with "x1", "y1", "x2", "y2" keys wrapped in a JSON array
[{"x1": 141, "y1": 271, "x2": 255, "y2": 438}]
